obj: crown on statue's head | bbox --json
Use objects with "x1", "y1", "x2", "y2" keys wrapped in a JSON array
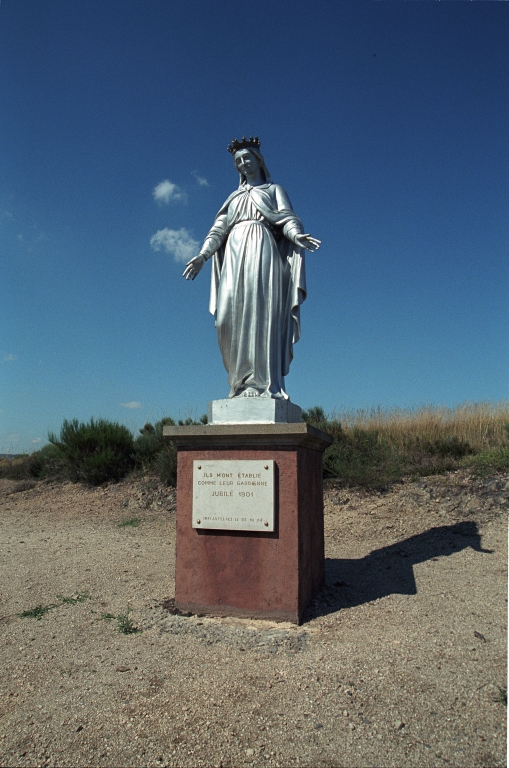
[{"x1": 227, "y1": 136, "x2": 261, "y2": 154}]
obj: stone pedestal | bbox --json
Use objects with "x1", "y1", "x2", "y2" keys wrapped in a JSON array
[{"x1": 163, "y1": 423, "x2": 333, "y2": 624}]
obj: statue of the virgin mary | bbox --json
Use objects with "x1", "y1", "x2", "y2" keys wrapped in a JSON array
[{"x1": 183, "y1": 137, "x2": 320, "y2": 400}]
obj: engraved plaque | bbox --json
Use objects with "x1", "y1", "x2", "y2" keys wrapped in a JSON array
[{"x1": 193, "y1": 460, "x2": 274, "y2": 531}]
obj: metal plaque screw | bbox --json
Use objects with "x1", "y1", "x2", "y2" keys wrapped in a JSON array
[
  {"x1": 197, "y1": 465, "x2": 201, "y2": 469},
  {"x1": 196, "y1": 519, "x2": 201, "y2": 524},
  {"x1": 264, "y1": 465, "x2": 268, "y2": 469},
  {"x1": 264, "y1": 521, "x2": 269, "y2": 526}
]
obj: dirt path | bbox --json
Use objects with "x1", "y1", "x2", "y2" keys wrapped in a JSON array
[{"x1": 0, "y1": 470, "x2": 506, "y2": 767}]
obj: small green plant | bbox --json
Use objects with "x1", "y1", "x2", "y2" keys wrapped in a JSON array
[
  {"x1": 116, "y1": 606, "x2": 141, "y2": 635},
  {"x1": 495, "y1": 686, "x2": 507, "y2": 706},
  {"x1": 57, "y1": 591, "x2": 91, "y2": 604},
  {"x1": 118, "y1": 517, "x2": 140, "y2": 528},
  {"x1": 462, "y1": 448, "x2": 509, "y2": 476},
  {"x1": 100, "y1": 607, "x2": 141, "y2": 633},
  {"x1": 18, "y1": 604, "x2": 56, "y2": 620}
]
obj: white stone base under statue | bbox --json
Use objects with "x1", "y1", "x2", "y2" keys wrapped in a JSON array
[{"x1": 208, "y1": 398, "x2": 303, "y2": 425}]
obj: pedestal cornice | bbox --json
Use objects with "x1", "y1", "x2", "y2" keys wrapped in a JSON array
[{"x1": 163, "y1": 423, "x2": 333, "y2": 452}]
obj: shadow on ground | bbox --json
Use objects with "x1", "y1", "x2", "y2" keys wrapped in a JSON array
[{"x1": 304, "y1": 521, "x2": 493, "y2": 622}]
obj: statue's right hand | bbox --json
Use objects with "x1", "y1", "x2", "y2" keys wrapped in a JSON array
[{"x1": 183, "y1": 255, "x2": 206, "y2": 280}]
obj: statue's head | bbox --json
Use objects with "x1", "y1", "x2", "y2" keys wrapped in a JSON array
[
  {"x1": 227, "y1": 136, "x2": 271, "y2": 185},
  {"x1": 234, "y1": 148, "x2": 260, "y2": 176}
]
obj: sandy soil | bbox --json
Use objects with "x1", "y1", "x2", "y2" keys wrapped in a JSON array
[{"x1": 0, "y1": 469, "x2": 507, "y2": 768}]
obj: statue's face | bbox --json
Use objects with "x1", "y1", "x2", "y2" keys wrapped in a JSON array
[{"x1": 234, "y1": 149, "x2": 261, "y2": 177}]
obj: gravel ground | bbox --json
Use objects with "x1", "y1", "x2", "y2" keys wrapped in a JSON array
[{"x1": 0, "y1": 469, "x2": 506, "y2": 767}]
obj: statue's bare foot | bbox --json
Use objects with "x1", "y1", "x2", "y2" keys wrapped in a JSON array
[
  {"x1": 239, "y1": 387, "x2": 259, "y2": 398},
  {"x1": 260, "y1": 391, "x2": 287, "y2": 400}
]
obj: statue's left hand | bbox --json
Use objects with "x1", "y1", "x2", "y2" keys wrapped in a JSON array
[{"x1": 295, "y1": 234, "x2": 321, "y2": 252}]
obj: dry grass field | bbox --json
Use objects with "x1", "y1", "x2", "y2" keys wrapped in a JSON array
[{"x1": 333, "y1": 402, "x2": 509, "y2": 453}]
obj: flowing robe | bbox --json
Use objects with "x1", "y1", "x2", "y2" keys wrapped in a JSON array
[{"x1": 200, "y1": 182, "x2": 307, "y2": 399}]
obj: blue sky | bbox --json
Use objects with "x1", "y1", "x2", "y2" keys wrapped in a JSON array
[{"x1": 1, "y1": 0, "x2": 507, "y2": 453}]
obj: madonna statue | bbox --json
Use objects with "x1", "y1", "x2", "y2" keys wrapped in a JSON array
[{"x1": 183, "y1": 137, "x2": 320, "y2": 400}]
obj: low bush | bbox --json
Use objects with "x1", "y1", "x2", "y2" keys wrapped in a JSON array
[
  {"x1": 48, "y1": 418, "x2": 134, "y2": 485},
  {"x1": 322, "y1": 428, "x2": 404, "y2": 488},
  {"x1": 157, "y1": 444, "x2": 178, "y2": 486},
  {"x1": 0, "y1": 443, "x2": 65, "y2": 481},
  {"x1": 462, "y1": 448, "x2": 509, "y2": 476},
  {"x1": 304, "y1": 406, "x2": 402, "y2": 487},
  {"x1": 0, "y1": 455, "x2": 37, "y2": 481},
  {"x1": 133, "y1": 417, "x2": 177, "y2": 484},
  {"x1": 133, "y1": 414, "x2": 205, "y2": 485}
]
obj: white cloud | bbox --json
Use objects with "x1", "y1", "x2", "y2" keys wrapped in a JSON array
[
  {"x1": 2, "y1": 210, "x2": 13, "y2": 221},
  {"x1": 150, "y1": 227, "x2": 199, "y2": 264},
  {"x1": 153, "y1": 179, "x2": 187, "y2": 205},
  {"x1": 120, "y1": 401, "x2": 142, "y2": 409},
  {"x1": 31, "y1": 438, "x2": 42, "y2": 444},
  {"x1": 192, "y1": 171, "x2": 210, "y2": 187},
  {"x1": 4, "y1": 353, "x2": 17, "y2": 361},
  {"x1": 8, "y1": 434, "x2": 19, "y2": 442}
]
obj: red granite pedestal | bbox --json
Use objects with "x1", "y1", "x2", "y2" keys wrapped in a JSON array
[{"x1": 163, "y1": 423, "x2": 333, "y2": 624}]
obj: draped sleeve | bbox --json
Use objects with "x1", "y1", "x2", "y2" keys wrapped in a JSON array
[
  {"x1": 199, "y1": 214, "x2": 228, "y2": 261},
  {"x1": 273, "y1": 185, "x2": 305, "y2": 244}
]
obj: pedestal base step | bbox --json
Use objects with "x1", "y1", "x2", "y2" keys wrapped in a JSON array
[
  {"x1": 174, "y1": 600, "x2": 300, "y2": 624},
  {"x1": 208, "y1": 398, "x2": 302, "y2": 425}
]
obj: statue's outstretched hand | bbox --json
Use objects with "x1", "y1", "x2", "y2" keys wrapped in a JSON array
[
  {"x1": 183, "y1": 254, "x2": 206, "y2": 280},
  {"x1": 295, "y1": 234, "x2": 321, "y2": 252}
]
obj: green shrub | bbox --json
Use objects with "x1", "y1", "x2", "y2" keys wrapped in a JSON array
[
  {"x1": 303, "y1": 408, "x2": 401, "y2": 488},
  {"x1": 48, "y1": 418, "x2": 134, "y2": 485},
  {"x1": 38, "y1": 443, "x2": 63, "y2": 462},
  {"x1": 32, "y1": 443, "x2": 66, "y2": 479},
  {"x1": 424, "y1": 435, "x2": 472, "y2": 458},
  {"x1": 157, "y1": 444, "x2": 178, "y2": 486},
  {"x1": 132, "y1": 432, "x2": 160, "y2": 466},
  {"x1": 302, "y1": 406, "x2": 327, "y2": 424},
  {"x1": 133, "y1": 418, "x2": 176, "y2": 484},
  {"x1": 322, "y1": 427, "x2": 404, "y2": 488},
  {"x1": 133, "y1": 415, "x2": 199, "y2": 485}
]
